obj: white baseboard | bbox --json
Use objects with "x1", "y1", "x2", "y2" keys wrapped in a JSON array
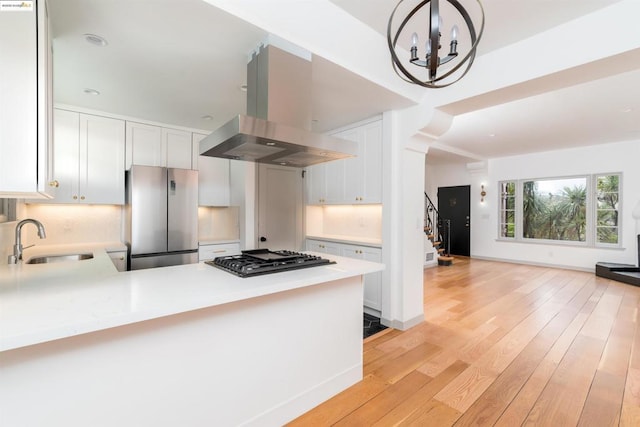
[
  {"x1": 471, "y1": 255, "x2": 594, "y2": 273},
  {"x1": 381, "y1": 313, "x2": 424, "y2": 331}
]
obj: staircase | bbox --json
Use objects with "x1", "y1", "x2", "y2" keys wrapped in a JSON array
[{"x1": 424, "y1": 192, "x2": 454, "y2": 266}]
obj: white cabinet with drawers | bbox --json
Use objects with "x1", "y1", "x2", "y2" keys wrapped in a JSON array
[
  {"x1": 306, "y1": 238, "x2": 382, "y2": 311},
  {"x1": 198, "y1": 242, "x2": 241, "y2": 262}
]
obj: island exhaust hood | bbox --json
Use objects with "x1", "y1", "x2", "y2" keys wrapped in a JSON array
[{"x1": 199, "y1": 44, "x2": 357, "y2": 167}]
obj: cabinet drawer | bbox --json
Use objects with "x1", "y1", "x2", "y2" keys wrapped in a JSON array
[{"x1": 199, "y1": 243, "x2": 241, "y2": 261}]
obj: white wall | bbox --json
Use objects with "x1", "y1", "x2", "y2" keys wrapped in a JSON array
[{"x1": 472, "y1": 140, "x2": 640, "y2": 270}]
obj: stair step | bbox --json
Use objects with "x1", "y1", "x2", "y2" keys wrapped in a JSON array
[
  {"x1": 437, "y1": 248, "x2": 445, "y2": 253},
  {"x1": 438, "y1": 256, "x2": 454, "y2": 266},
  {"x1": 432, "y1": 241, "x2": 441, "y2": 246},
  {"x1": 426, "y1": 234, "x2": 434, "y2": 239}
]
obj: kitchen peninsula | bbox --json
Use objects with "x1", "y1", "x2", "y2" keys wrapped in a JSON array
[{"x1": 0, "y1": 247, "x2": 383, "y2": 426}]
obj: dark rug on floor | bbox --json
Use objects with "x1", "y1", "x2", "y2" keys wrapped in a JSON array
[{"x1": 363, "y1": 313, "x2": 387, "y2": 339}]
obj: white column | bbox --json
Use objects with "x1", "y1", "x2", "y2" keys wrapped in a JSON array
[{"x1": 381, "y1": 111, "x2": 427, "y2": 330}]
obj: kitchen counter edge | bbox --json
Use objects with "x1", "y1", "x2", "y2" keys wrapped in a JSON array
[{"x1": 0, "y1": 251, "x2": 383, "y2": 352}]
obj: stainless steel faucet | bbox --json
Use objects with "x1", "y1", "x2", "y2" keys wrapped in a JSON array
[{"x1": 8, "y1": 219, "x2": 46, "y2": 264}]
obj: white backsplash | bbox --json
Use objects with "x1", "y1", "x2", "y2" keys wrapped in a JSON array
[
  {"x1": 198, "y1": 206, "x2": 239, "y2": 241},
  {"x1": 21, "y1": 204, "x2": 123, "y2": 246},
  {"x1": 306, "y1": 204, "x2": 382, "y2": 241},
  {"x1": 0, "y1": 221, "x2": 17, "y2": 265}
]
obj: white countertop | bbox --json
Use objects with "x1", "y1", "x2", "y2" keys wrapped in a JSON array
[
  {"x1": 0, "y1": 246, "x2": 383, "y2": 352},
  {"x1": 306, "y1": 234, "x2": 382, "y2": 248},
  {"x1": 198, "y1": 239, "x2": 241, "y2": 246}
]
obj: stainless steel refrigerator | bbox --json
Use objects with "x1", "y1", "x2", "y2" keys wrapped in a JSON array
[{"x1": 125, "y1": 165, "x2": 198, "y2": 270}]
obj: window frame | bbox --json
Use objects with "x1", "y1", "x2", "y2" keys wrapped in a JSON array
[{"x1": 497, "y1": 172, "x2": 622, "y2": 249}]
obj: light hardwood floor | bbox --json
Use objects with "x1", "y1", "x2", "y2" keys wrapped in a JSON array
[{"x1": 289, "y1": 258, "x2": 640, "y2": 426}]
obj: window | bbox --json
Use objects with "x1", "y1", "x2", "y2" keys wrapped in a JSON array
[
  {"x1": 522, "y1": 177, "x2": 587, "y2": 242},
  {"x1": 499, "y1": 181, "x2": 515, "y2": 238},
  {"x1": 498, "y1": 173, "x2": 621, "y2": 247},
  {"x1": 595, "y1": 174, "x2": 620, "y2": 244}
]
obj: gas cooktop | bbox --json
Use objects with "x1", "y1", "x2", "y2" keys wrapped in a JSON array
[{"x1": 206, "y1": 249, "x2": 336, "y2": 278}]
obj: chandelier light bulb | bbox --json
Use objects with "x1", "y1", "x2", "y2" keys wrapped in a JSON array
[
  {"x1": 451, "y1": 24, "x2": 459, "y2": 41},
  {"x1": 426, "y1": 41, "x2": 431, "y2": 55},
  {"x1": 411, "y1": 32, "x2": 419, "y2": 47}
]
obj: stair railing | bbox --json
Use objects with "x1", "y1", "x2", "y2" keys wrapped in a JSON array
[{"x1": 424, "y1": 192, "x2": 451, "y2": 256}]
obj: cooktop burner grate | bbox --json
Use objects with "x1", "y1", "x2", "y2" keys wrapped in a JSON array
[{"x1": 206, "y1": 249, "x2": 336, "y2": 278}]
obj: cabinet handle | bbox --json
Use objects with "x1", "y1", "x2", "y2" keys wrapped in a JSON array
[
  {"x1": 213, "y1": 250, "x2": 226, "y2": 253},
  {"x1": 80, "y1": 196, "x2": 85, "y2": 200},
  {"x1": 73, "y1": 195, "x2": 78, "y2": 200},
  {"x1": 49, "y1": 180, "x2": 59, "y2": 188},
  {"x1": 119, "y1": 256, "x2": 124, "y2": 260}
]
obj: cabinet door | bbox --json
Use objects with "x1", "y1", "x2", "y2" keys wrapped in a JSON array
[
  {"x1": 338, "y1": 121, "x2": 383, "y2": 204},
  {"x1": 80, "y1": 114, "x2": 125, "y2": 204},
  {"x1": 361, "y1": 121, "x2": 383, "y2": 203},
  {"x1": 324, "y1": 158, "x2": 345, "y2": 204},
  {"x1": 194, "y1": 134, "x2": 230, "y2": 206},
  {"x1": 51, "y1": 109, "x2": 80, "y2": 203},
  {"x1": 361, "y1": 247, "x2": 382, "y2": 310},
  {"x1": 0, "y1": 1, "x2": 54, "y2": 198},
  {"x1": 305, "y1": 164, "x2": 326, "y2": 204},
  {"x1": 164, "y1": 128, "x2": 192, "y2": 169},
  {"x1": 341, "y1": 244, "x2": 382, "y2": 310},
  {"x1": 340, "y1": 128, "x2": 363, "y2": 204},
  {"x1": 126, "y1": 122, "x2": 163, "y2": 169}
]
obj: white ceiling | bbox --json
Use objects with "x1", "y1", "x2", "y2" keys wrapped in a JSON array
[{"x1": 49, "y1": 0, "x2": 640, "y2": 164}]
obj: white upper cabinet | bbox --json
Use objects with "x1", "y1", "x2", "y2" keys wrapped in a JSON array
[
  {"x1": 163, "y1": 128, "x2": 193, "y2": 169},
  {"x1": 305, "y1": 118, "x2": 383, "y2": 205},
  {"x1": 36, "y1": 109, "x2": 125, "y2": 204},
  {"x1": 126, "y1": 122, "x2": 163, "y2": 169},
  {"x1": 126, "y1": 122, "x2": 195, "y2": 170},
  {"x1": 193, "y1": 133, "x2": 230, "y2": 206},
  {"x1": 0, "y1": 0, "x2": 55, "y2": 198}
]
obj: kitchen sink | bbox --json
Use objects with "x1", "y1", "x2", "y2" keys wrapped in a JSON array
[{"x1": 26, "y1": 253, "x2": 94, "y2": 264}]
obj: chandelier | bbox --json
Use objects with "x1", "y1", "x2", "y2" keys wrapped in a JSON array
[{"x1": 387, "y1": 0, "x2": 485, "y2": 88}]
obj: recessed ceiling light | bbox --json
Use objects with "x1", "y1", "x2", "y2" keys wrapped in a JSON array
[
  {"x1": 488, "y1": 133, "x2": 496, "y2": 137},
  {"x1": 279, "y1": 162, "x2": 287, "y2": 166},
  {"x1": 266, "y1": 142, "x2": 276, "y2": 146},
  {"x1": 621, "y1": 107, "x2": 633, "y2": 113},
  {"x1": 84, "y1": 33, "x2": 108, "y2": 47},
  {"x1": 83, "y1": 88, "x2": 100, "y2": 96},
  {"x1": 201, "y1": 115, "x2": 213, "y2": 121}
]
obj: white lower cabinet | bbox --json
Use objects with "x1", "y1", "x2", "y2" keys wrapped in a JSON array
[
  {"x1": 306, "y1": 239, "x2": 382, "y2": 311},
  {"x1": 198, "y1": 242, "x2": 241, "y2": 262},
  {"x1": 108, "y1": 250, "x2": 127, "y2": 272},
  {"x1": 306, "y1": 240, "x2": 340, "y2": 255}
]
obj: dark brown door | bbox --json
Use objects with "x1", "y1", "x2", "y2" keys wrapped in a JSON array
[{"x1": 437, "y1": 185, "x2": 470, "y2": 257}]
